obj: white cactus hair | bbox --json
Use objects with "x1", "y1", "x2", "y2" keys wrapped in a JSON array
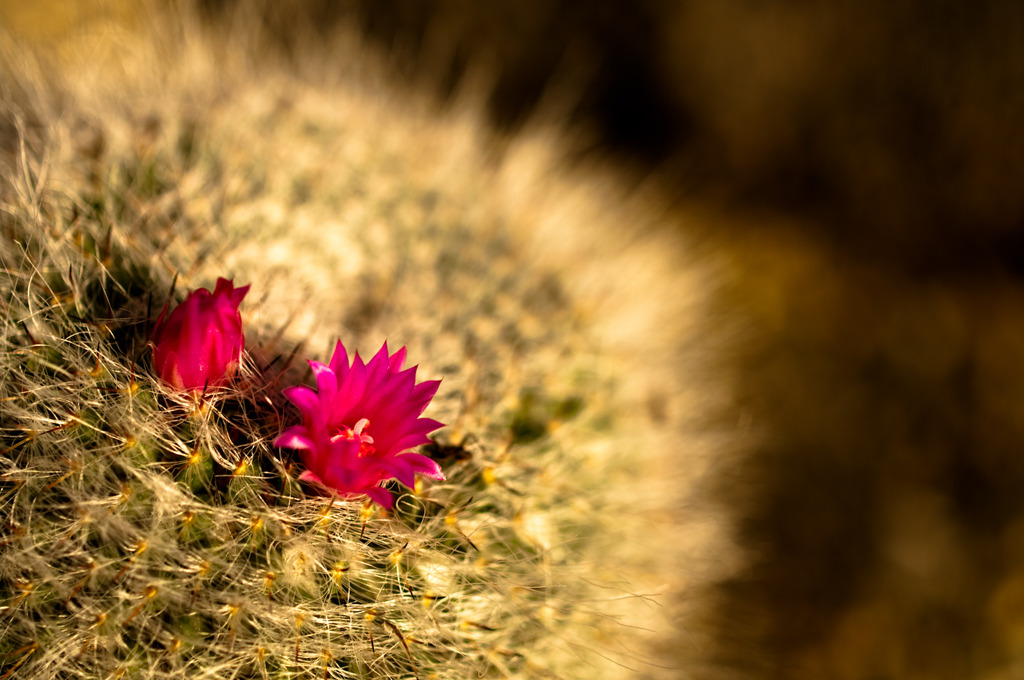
[{"x1": 0, "y1": 1, "x2": 723, "y2": 678}]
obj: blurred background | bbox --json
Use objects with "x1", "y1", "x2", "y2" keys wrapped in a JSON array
[{"x1": 4, "y1": 1, "x2": 1024, "y2": 677}]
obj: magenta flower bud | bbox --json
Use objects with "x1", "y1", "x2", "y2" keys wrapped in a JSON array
[{"x1": 152, "y1": 278, "x2": 250, "y2": 391}]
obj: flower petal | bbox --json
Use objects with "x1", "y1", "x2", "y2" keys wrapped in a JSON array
[
  {"x1": 309, "y1": 360, "x2": 338, "y2": 403},
  {"x1": 328, "y1": 340, "x2": 350, "y2": 380},
  {"x1": 273, "y1": 426, "x2": 315, "y2": 450},
  {"x1": 405, "y1": 453, "x2": 445, "y2": 481},
  {"x1": 331, "y1": 356, "x2": 368, "y2": 423},
  {"x1": 283, "y1": 385, "x2": 320, "y2": 416},
  {"x1": 388, "y1": 345, "x2": 406, "y2": 372},
  {"x1": 364, "y1": 486, "x2": 394, "y2": 508}
]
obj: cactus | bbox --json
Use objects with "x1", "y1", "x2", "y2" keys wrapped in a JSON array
[{"x1": 0, "y1": 4, "x2": 708, "y2": 679}]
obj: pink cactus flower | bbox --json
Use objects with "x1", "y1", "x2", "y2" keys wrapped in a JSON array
[
  {"x1": 152, "y1": 278, "x2": 250, "y2": 391},
  {"x1": 274, "y1": 341, "x2": 445, "y2": 507}
]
